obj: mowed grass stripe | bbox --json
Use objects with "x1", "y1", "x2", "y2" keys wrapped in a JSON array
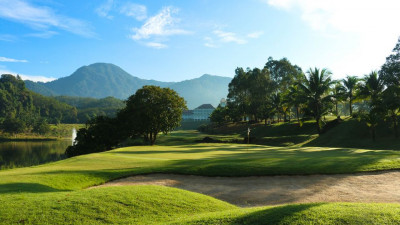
[{"x1": 1, "y1": 143, "x2": 400, "y2": 193}]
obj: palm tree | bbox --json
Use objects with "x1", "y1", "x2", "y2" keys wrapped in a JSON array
[
  {"x1": 287, "y1": 85, "x2": 303, "y2": 125},
  {"x1": 331, "y1": 82, "x2": 346, "y2": 119},
  {"x1": 298, "y1": 68, "x2": 334, "y2": 134},
  {"x1": 359, "y1": 71, "x2": 385, "y2": 141},
  {"x1": 342, "y1": 76, "x2": 360, "y2": 116}
]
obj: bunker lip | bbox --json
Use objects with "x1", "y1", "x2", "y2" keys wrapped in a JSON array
[{"x1": 90, "y1": 171, "x2": 400, "y2": 207}]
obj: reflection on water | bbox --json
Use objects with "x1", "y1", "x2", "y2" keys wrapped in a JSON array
[{"x1": 0, "y1": 140, "x2": 71, "y2": 170}]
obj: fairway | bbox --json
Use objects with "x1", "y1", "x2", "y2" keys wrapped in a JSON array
[{"x1": 2, "y1": 131, "x2": 400, "y2": 224}]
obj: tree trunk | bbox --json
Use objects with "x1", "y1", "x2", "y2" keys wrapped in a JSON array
[
  {"x1": 316, "y1": 117, "x2": 321, "y2": 135},
  {"x1": 151, "y1": 133, "x2": 157, "y2": 145},
  {"x1": 296, "y1": 106, "x2": 300, "y2": 125},
  {"x1": 335, "y1": 102, "x2": 340, "y2": 119}
]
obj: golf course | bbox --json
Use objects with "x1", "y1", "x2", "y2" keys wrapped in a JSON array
[{"x1": 1, "y1": 125, "x2": 400, "y2": 224}]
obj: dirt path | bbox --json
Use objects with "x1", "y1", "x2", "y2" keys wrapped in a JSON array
[{"x1": 92, "y1": 171, "x2": 400, "y2": 207}]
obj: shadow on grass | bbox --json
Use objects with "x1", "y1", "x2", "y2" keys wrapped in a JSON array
[
  {"x1": 233, "y1": 203, "x2": 325, "y2": 224},
  {"x1": 0, "y1": 183, "x2": 67, "y2": 193},
  {"x1": 1, "y1": 144, "x2": 400, "y2": 195}
]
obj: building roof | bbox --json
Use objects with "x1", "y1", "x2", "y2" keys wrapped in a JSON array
[
  {"x1": 195, "y1": 104, "x2": 215, "y2": 110},
  {"x1": 182, "y1": 110, "x2": 194, "y2": 115}
]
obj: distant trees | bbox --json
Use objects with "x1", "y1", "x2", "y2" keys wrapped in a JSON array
[
  {"x1": 66, "y1": 86, "x2": 186, "y2": 157},
  {"x1": 0, "y1": 74, "x2": 76, "y2": 134}
]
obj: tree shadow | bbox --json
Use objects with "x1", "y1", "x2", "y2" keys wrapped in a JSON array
[
  {"x1": 0, "y1": 183, "x2": 67, "y2": 193},
  {"x1": 233, "y1": 203, "x2": 325, "y2": 224}
]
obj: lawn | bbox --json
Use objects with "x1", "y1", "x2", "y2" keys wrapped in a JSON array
[{"x1": 1, "y1": 130, "x2": 400, "y2": 224}]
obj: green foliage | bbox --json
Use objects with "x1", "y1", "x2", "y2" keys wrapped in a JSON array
[
  {"x1": 342, "y1": 75, "x2": 360, "y2": 115},
  {"x1": 65, "y1": 116, "x2": 124, "y2": 157},
  {"x1": 298, "y1": 68, "x2": 334, "y2": 134},
  {"x1": 210, "y1": 105, "x2": 229, "y2": 125},
  {"x1": 67, "y1": 86, "x2": 187, "y2": 156},
  {"x1": 227, "y1": 66, "x2": 276, "y2": 122},
  {"x1": 53, "y1": 96, "x2": 125, "y2": 123},
  {"x1": 120, "y1": 85, "x2": 187, "y2": 145},
  {"x1": 264, "y1": 57, "x2": 303, "y2": 92}
]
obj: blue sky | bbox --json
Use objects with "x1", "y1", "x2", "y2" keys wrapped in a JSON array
[{"x1": 1, "y1": 0, "x2": 400, "y2": 82}]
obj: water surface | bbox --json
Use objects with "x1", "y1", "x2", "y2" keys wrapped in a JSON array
[{"x1": 0, "y1": 140, "x2": 71, "y2": 170}]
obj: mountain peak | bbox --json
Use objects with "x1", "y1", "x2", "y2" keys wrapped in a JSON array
[{"x1": 25, "y1": 63, "x2": 232, "y2": 108}]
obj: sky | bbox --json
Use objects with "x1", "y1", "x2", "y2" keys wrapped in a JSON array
[{"x1": 0, "y1": 0, "x2": 400, "y2": 82}]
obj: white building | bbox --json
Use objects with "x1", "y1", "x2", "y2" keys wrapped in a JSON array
[{"x1": 182, "y1": 104, "x2": 215, "y2": 121}]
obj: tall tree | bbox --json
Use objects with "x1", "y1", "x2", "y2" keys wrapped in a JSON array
[
  {"x1": 120, "y1": 86, "x2": 187, "y2": 145},
  {"x1": 298, "y1": 68, "x2": 334, "y2": 134},
  {"x1": 331, "y1": 82, "x2": 347, "y2": 119},
  {"x1": 380, "y1": 37, "x2": 400, "y2": 138},
  {"x1": 264, "y1": 57, "x2": 303, "y2": 93},
  {"x1": 227, "y1": 68, "x2": 250, "y2": 121},
  {"x1": 358, "y1": 71, "x2": 385, "y2": 141},
  {"x1": 342, "y1": 76, "x2": 360, "y2": 116},
  {"x1": 287, "y1": 85, "x2": 304, "y2": 124}
]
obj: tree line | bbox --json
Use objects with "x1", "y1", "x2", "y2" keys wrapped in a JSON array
[
  {"x1": 0, "y1": 75, "x2": 126, "y2": 135},
  {"x1": 65, "y1": 85, "x2": 186, "y2": 157},
  {"x1": 0, "y1": 75, "x2": 77, "y2": 134},
  {"x1": 211, "y1": 37, "x2": 400, "y2": 140}
]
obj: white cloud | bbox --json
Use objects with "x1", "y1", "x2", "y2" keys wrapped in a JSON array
[
  {"x1": 266, "y1": 0, "x2": 400, "y2": 77},
  {"x1": 145, "y1": 42, "x2": 167, "y2": 49},
  {"x1": 204, "y1": 37, "x2": 217, "y2": 48},
  {"x1": 120, "y1": 3, "x2": 147, "y2": 21},
  {"x1": 0, "y1": 0, "x2": 95, "y2": 37},
  {"x1": 0, "y1": 69, "x2": 55, "y2": 82},
  {"x1": 0, "y1": 56, "x2": 28, "y2": 63},
  {"x1": 130, "y1": 6, "x2": 190, "y2": 41},
  {"x1": 26, "y1": 30, "x2": 58, "y2": 38},
  {"x1": 213, "y1": 30, "x2": 247, "y2": 44},
  {"x1": 0, "y1": 34, "x2": 17, "y2": 42},
  {"x1": 247, "y1": 31, "x2": 263, "y2": 39},
  {"x1": 95, "y1": 0, "x2": 114, "y2": 19}
]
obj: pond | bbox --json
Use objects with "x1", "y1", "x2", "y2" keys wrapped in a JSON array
[{"x1": 0, "y1": 140, "x2": 71, "y2": 170}]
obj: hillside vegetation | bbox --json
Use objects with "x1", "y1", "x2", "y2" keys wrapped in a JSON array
[
  {"x1": 203, "y1": 117, "x2": 400, "y2": 150},
  {"x1": 24, "y1": 63, "x2": 231, "y2": 108}
]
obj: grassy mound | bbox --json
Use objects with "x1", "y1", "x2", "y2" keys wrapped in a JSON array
[
  {"x1": 0, "y1": 185, "x2": 236, "y2": 224},
  {"x1": 175, "y1": 203, "x2": 400, "y2": 225}
]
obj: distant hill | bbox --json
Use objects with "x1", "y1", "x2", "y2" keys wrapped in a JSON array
[{"x1": 24, "y1": 63, "x2": 231, "y2": 109}]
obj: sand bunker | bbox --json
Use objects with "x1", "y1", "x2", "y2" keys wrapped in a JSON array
[{"x1": 92, "y1": 171, "x2": 400, "y2": 207}]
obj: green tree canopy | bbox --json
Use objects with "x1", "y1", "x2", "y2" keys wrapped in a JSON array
[
  {"x1": 120, "y1": 85, "x2": 187, "y2": 145},
  {"x1": 298, "y1": 68, "x2": 334, "y2": 134},
  {"x1": 342, "y1": 75, "x2": 360, "y2": 116}
]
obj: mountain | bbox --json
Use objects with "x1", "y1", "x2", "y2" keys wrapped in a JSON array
[
  {"x1": 169, "y1": 74, "x2": 231, "y2": 109},
  {"x1": 24, "y1": 63, "x2": 231, "y2": 109}
]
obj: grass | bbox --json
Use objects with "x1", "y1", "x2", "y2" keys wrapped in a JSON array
[
  {"x1": 1, "y1": 130, "x2": 400, "y2": 224},
  {"x1": 2, "y1": 135, "x2": 400, "y2": 193},
  {"x1": 1, "y1": 185, "x2": 400, "y2": 224},
  {"x1": 203, "y1": 117, "x2": 400, "y2": 150}
]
